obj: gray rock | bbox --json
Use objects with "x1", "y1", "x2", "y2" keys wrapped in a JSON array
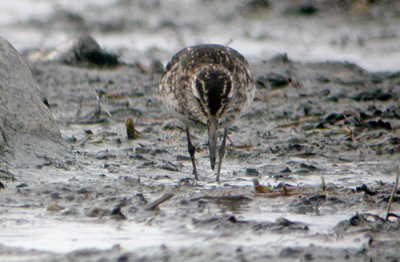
[
  {"x1": 26, "y1": 34, "x2": 119, "y2": 67},
  {"x1": 0, "y1": 36, "x2": 64, "y2": 167}
]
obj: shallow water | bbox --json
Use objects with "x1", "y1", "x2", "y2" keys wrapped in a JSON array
[
  {"x1": 1, "y1": 212, "x2": 190, "y2": 253},
  {"x1": 0, "y1": 157, "x2": 393, "y2": 256}
]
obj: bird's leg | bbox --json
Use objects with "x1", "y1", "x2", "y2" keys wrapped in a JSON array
[
  {"x1": 186, "y1": 128, "x2": 198, "y2": 180},
  {"x1": 216, "y1": 128, "x2": 228, "y2": 182}
]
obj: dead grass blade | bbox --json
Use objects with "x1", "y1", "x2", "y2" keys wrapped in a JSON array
[{"x1": 385, "y1": 167, "x2": 400, "y2": 221}]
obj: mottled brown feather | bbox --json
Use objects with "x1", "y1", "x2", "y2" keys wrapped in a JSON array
[{"x1": 160, "y1": 44, "x2": 255, "y2": 128}]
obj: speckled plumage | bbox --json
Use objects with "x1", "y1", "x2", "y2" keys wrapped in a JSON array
[
  {"x1": 160, "y1": 44, "x2": 255, "y2": 128},
  {"x1": 160, "y1": 44, "x2": 255, "y2": 181}
]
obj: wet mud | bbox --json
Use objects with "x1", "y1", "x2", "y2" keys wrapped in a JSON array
[{"x1": 0, "y1": 0, "x2": 400, "y2": 261}]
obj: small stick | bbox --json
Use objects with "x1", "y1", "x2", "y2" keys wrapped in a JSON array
[
  {"x1": 357, "y1": 212, "x2": 379, "y2": 231},
  {"x1": 321, "y1": 176, "x2": 327, "y2": 196},
  {"x1": 99, "y1": 102, "x2": 112, "y2": 117},
  {"x1": 386, "y1": 167, "x2": 400, "y2": 221},
  {"x1": 190, "y1": 195, "x2": 252, "y2": 202},
  {"x1": 145, "y1": 193, "x2": 174, "y2": 210},
  {"x1": 94, "y1": 90, "x2": 112, "y2": 117},
  {"x1": 76, "y1": 96, "x2": 83, "y2": 118}
]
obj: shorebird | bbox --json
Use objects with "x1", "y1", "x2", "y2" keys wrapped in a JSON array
[{"x1": 160, "y1": 44, "x2": 255, "y2": 182}]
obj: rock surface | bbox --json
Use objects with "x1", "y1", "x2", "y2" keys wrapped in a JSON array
[
  {"x1": 26, "y1": 34, "x2": 119, "y2": 67},
  {"x1": 0, "y1": 36, "x2": 63, "y2": 167}
]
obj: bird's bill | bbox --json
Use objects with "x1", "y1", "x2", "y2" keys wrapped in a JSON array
[{"x1": 208, "y1": 117, "x2": 218, "y2": 170}]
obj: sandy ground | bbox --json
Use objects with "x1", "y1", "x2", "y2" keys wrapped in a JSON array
[{"x1": 1, "y1": 0, "x2": 400, "y2": 261}]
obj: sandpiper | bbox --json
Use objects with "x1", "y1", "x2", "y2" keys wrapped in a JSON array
[{"x1": 160, "y1": 44, "x2": 255, "y2": 182}]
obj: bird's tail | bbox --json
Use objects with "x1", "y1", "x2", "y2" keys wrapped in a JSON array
[{"x1": 208, "y1": 117, "x2": 218, "y2": 170}]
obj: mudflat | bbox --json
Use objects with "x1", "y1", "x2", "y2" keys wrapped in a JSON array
[{"x1": 0, "y1": 1, "x2": 399, "y2": 261}]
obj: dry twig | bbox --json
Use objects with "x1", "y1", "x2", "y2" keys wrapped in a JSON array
[
  {"x1": 145, "y1": 193, "x2": 174, "y2": 210},
  {"x1": 386, "y1": 167, "x2": 400, "y2": 221},
  {"x1": 321, "y1": 176, "x2": 327, "y2": 196}
]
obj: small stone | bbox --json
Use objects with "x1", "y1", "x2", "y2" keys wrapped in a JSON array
[
  {"x1": 51, "y1": 192, "x2": 62, "y2": 199},
  {"x1": 300, "y1": 163, "x2": 318, "y2": 171},
  {"x1": 352, "y1": 89, "x2": 394, "y2": 101},
  {"x1": 280, "y1": 167, "x2": 292, "y2": 173},
  {"x1": 256, "y1": 72, "x2": 291, "y2": 89},
  {"x1": 77, "y1": 188, "x2": 90, "y2": 194},
  {"x1": 244, "y1": 0, "x2": 269, "y2": 10},
  {"x1": 297, "y1": 2, "x2": 318, "y2": 15},
  {"x1": 16, "y1": 183, "x2": 28, "y2": 188},
  {"x1": 47, "y1": 203, "x2": 64, "y2": 211},
  {"x1": 110, "y1": 206, "x2": 127, "y2": 220},
  {"x1": 246, "y1": 168, "x2": 260, "y2": 177},
  {"x1": 87, "y1": 207, "x2": 108, "y2": 217}
]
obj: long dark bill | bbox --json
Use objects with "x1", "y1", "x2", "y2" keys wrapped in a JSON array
[{"x1": 208, "y1": 116, "x2": 218, "y2": 170}]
